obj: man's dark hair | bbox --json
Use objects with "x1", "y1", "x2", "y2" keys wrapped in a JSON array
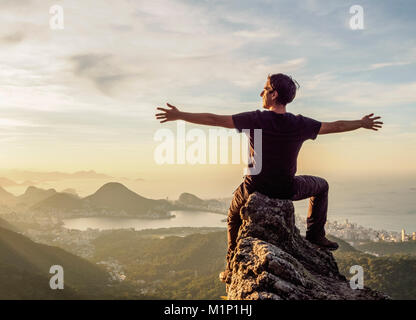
[{"x1": 268, "y1": 73, "x2": 299, "y2": 105}]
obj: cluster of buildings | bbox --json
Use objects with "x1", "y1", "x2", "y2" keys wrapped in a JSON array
[
  {"x1": 25, "y1": 226, "x2": 101, "y2": 258},
  {"x1": 295, "y1": 216, "x2": 415, "y2": 243},
  {"x1": 97, "y1": 259, "x2": 126, "y2": 282},
  {"x1": 401, "y1": 229, "x2": 416, "y2": 242}
]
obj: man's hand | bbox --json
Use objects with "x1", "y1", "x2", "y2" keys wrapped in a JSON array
[
  {"x1": 319, "y1": 113, "x2": 384, "y2": 135},
  {"x1": 155, "y1": 103, "x2": 235, "y2": 128},
  {"x1": 361, "y1": 113, "x2": 383, "y2": 131},
  {"x1": 155, "y1": 103, "x2": 182, "y2": 123}
]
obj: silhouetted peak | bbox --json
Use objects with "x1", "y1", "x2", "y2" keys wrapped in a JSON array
[
  {"x1": 178, "y1": 192, "x2": 204, "y2": 205},
  {"x1": 24, "y1": 186, "x2": 56, "y2": 195},
  {"x1": 95, "y1": 182, "x2": 131, "y2": 194}
]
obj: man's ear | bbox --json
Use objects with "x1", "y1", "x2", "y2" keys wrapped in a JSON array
[{"x1": 272, "y1": 90, "x2": 279, "y2": 102}]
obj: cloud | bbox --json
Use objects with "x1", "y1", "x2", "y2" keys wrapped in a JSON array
[
  {"x1": 0, "y1": 32, "x2": 25, "y2": 44},
  {"x1": 232, "y1": 29, "x2": 280, "y2": 39},
  {"x1": 0, "y1": 0, "x2": 32, "y2": 8},
  {"x1": 0, "y1": 118, "x2": 38, "y2": 128},
  {"x1": 0, "y1": 0, "x2": 415, "y2": 176},
  {"x1": 299, "y1": 72, "x2": 416, "y2": 108},
  {"x1": 369, "y1": 61, "x2": 413, "y2": 70},
  {"x1": 69, "y1": 54, "x2": 142, "y2": 94},
  {"x1": 366, "y1": 47, "x2": 416, "y2": 70}
]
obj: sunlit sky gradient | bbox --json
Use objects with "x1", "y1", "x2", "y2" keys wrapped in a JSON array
[{"x1": 1, "y1": 0, "x2": 415, "y2": 198}]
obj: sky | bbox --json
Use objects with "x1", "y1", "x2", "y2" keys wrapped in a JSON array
[{"x1": 0, "y1": 0, "x2": 415, "y2": 198}]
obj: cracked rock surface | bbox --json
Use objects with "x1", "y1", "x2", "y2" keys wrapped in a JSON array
[{"x1": 223, "y1": 192, "x2": 390, "y2": 300}]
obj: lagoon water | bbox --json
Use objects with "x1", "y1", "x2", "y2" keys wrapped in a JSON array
[
  {"x1": 62, "y1": 177, "x2": 416, "y2": 233},
  {"x1": 63, "y1": 210, "x2": 227, "y2": 231},
  {"x1": 63, "y1": 204, "x2": 416, "y2": 234}
]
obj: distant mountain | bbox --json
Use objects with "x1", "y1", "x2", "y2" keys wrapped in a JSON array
[
  {"x1": 0, "y1": 177, "x2": 37, "y2": 187},
  {"x1": 5, "y1": 169, "x2": 112, "y2": 182},
  {"x1": 28, "y1": 182, "x2": 173, "y2": 218},
  {"x1": 0, "y1": 226, "x2": 111, "y2": 299},
  {"x1": 69, "y1": 170, "x2": 112, "y2": 180},
  {"x1": 0, "y1": 177, "x2": 18, "y2": 187},
  {"x1": 17, "y1": 186, "x2": 57, "y2": 208},
  {"x1": 0, "y1": 187, "x2": 17, "y2": 206},
  {"x1": 61, "y1": 188, "x2": 80, "y2": 198},
  {"x1": 176, "y1": 192, "x2": 227, "y2": 214},
  {"x1": 84, "y1": 182, "x2": 172, "y2": 217},
  {"x1": 20, "y1": 180, "x2": 37, "y2": 186},
  {"x1": 178, "y1": 193, "x2": 205, "y2": 206},
  {"x1": 31, "y1": 193, "x2": 84, "y2": 212}
]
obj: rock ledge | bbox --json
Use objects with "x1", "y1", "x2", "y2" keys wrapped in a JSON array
[{"x1": 223, "y1": 192, "x2": 390, "y2": 300}]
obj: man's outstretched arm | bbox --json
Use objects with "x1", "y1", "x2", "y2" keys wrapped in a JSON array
[
  {"x1": 319, "y1": 113, "x2": 383, "y2": 134},
  {"x1": 155, "y1": 103, "x2": 235, "y2": 128}
]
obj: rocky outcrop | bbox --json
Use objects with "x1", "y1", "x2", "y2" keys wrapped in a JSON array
[{"x1": 222, "y1": 192, "x2": 389, "y2": 300}]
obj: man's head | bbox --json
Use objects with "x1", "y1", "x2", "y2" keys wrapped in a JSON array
[{"x1": 260, "y1": 73, "x2": 299, "y2": 110}]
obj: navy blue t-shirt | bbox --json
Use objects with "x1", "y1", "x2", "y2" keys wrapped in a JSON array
[{"x1": 232, "y1": 110, "x2": 321, "y2": 199}]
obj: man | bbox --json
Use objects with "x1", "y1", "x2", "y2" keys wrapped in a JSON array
[{"x1": 155, "y1": 73, "x2": 383, "y2": 278}]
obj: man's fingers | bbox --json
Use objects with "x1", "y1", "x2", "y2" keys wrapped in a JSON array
[
  {"x1": 155, "y1": 113, "x2": 166, "y2": 116},
  {"x1": 374, "y1": 121, "x2": 383, "y2": 124},
  {"x1": 157, "y1": 107, "x2": 168, "y2": 112},
  {"x1": 166, "y1": 103, "x2": 176, "y2": 109},
  {"x1": 160, "y1": 119, "x2": 168, "y2": 123}
]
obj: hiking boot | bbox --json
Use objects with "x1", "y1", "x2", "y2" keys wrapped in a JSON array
[{"x1": 306, "y1": 236, "x2": 339, "y2": 251}]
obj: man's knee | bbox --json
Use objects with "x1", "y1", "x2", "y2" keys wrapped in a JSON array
[{"x1": 317, "y1": 177, "x2": 329, "y2": 193}]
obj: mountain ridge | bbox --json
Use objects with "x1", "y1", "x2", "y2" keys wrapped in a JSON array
[{"x1": 0, "y1": 226, "x2": 111, "y2": 299}]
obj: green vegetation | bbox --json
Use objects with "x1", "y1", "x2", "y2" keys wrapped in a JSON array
[
  {"x1": 354, "y1": 241, "x2": 416, "y2": 256},
  {"x1": 328, "y1": 235, "x2": 416, "y2": 300},
  {"x1": 92, "y1": 230, "x2": 228, "y2": 299},
  {"x1": 92, "y1": 231, "x2": 416, "y2": 300},
  {"x1": 0, "y1": 226, "x2": 128, "y2": 299},
  {"x1": 334, "y1": 252, "x2": 416, "y2": 300},
  {"x1": 1, "y1": 224, "x2": 415, "y2": 300}
]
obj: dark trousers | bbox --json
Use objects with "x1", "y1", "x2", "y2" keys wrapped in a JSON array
[{"x1": 226, "y1": 175, "x2": 329, "y2": 262}]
